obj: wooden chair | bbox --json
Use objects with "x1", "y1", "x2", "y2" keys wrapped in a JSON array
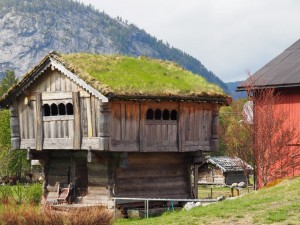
[{"x1": 57, "y1": 184, "x2": 72, "y2": 204}]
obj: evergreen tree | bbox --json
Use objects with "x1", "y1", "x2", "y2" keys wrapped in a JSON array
[{"x1": 0, "y1": 70, "x2": 18, "y2": 97}]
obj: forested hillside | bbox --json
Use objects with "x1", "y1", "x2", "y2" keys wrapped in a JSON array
[{"x1": 0, "y1": 0, "x2": 227, "y2": 91}]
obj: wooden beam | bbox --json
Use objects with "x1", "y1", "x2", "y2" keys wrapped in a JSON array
[
  {"x1": 99, "y1": 102, "x2": 111, "y2": 150},
  {"x1": 35, "y1": 93, "x2": 43, "y2": 151},
  {"x1": 73, "y1": 91, "x2": 81, "y2": 150}
]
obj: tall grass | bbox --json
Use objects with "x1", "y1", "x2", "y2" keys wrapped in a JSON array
[
  {"x1": 0, "y1": 183, "x2": 43, "y2": 205},
  {"x1": 0, "y1": 205, "x2": 113, "y2": 225}
]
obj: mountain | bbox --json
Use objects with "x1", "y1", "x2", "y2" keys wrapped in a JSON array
[
  {"x1": 226, "y1": 81, "x2": 247, "y2": 99},
  {"x1": 0, "y1": 0, "x2": 228, "y2": 91}
]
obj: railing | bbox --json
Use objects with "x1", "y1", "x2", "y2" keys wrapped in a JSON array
[{"x1": 112, "y1": 197, "x2": 218, "y2": 218}]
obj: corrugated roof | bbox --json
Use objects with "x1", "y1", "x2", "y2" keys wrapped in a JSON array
[
  {"x1": 237, "y1": 39, "x2": 300, "y2": 90},
  {"x1": 206, "y1": 156, "x2": 253, "y2": 172}
]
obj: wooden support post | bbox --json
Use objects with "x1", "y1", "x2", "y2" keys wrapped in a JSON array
[
  {"x1": 194, "y1": 165, "x2": 199, "y2": 199},
  {"x1": 10, "y1": 100, "x2": 20, "y2": 150},
  {"x1": 99, "y1": 102, "x2": 111, "y2": 150},
  {"x1": 73, "y1": 92, "x2": 81, "y2": 150},
  {"x1": 210, "y1": 105, "x2": 220, "y2": 151},
  {"x1": 35, "y1": 93, "x2": 43, "y2": 151}
]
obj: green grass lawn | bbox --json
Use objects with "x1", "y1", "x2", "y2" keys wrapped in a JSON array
[{"x1": 115, "y1": 177, "x2": 300, "y2": 225}]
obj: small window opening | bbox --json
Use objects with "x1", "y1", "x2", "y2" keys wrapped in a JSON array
[
  {"x1": 146, "y1": 109, "x2": 154, "y2": 120},
  {"x1": 163, "y1": 109, "x2": 170, "y2": 120},
  {"x1": 170, "y1": 110, "x2": 178, "y2": 120},
  {"x1": 58, "y1": 103, "x2": 66, "y2": 115},
  {"x1": 51, "y1": 103, "x2": 58, "y2": 116},
  {"x1": 43, "y1": 104, "x2": 50, "y2": 116},
  {"x1": 66, "y1": 103, "x2": 74, "y2": 115},
  {"x1": 155, "y1": 109, "x2": 162, "y2": 120}
]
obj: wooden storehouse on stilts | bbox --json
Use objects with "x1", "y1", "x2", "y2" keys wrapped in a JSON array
[{"x1": 0, "y1": 52, "x2": 229, "y2": 207}]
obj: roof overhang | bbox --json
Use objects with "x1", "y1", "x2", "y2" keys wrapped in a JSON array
[{"x1": 0, "y1": 54, "x2": 108, "y2": 108}]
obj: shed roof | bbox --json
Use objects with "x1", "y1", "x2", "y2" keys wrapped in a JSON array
[
  {"x1": 205, "y1": 156, "x2": 253, "y2": 172},
  {"x1": 237, "y1": 39, "x2": 300, "y2": 90},
  {"x1": 0, "y1": 52, "x2": 229, "y2": 107}
]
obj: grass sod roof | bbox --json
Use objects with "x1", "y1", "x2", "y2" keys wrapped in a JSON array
[
  {"x1": 56, "y1": 53, "x2": 226, "y2": 98},
  {"x1": 0, "y1": 52, "x2": 229, "y2": 107}
]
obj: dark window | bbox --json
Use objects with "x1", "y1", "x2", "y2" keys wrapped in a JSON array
[
  {"x1": 66, "y1": 103, "x2": 74, "y2": 115},
  {"x1": 43, "y1": 104, "x2": 50, "y2": 116},
  {"x1": 58, "y1": 103, "x2": 66, "y2": 115},
  {"x1": 171, "y1": 110, "x2": 178, "y2": 120},
  {"x1": 51, "y1": 103, "x2": 58, "y2": 116},
  {"x1": 155, "y1": 109, "x2": 162, "y2": 120},
  {"x1": 163, "y1": 109, "x2": 170, "y2": 120},
  {"x1": 146, "y1": 109, "x2": 154, "y2": 120}
]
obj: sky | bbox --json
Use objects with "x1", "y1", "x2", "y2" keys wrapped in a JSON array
[{"x1": 79, "y1": 0, "x2": 300, "y2": 82}]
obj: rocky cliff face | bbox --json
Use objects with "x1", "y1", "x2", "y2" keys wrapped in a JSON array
[{"x1": 0, "y1": 0, "x2": 227, "y2": 91}]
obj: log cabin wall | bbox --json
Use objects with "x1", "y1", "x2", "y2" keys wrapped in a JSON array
[
  {"x1": 114, "y1": 152, "x2": 191, "y2": 199},
  {"x1": 110, "y1": 101, "x2": 215, "y2": 152}
]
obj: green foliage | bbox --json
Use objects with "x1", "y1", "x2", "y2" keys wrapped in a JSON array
[
  {"x1": 0, "y1": 70, "x2": 18, "y2": 97},
  {"x1": 13, "y1": 182, "x2": 24, "y2": 204},
  {"x1": 26, "y1": 183, "x2": 43, "y2": 205},
  {"x1": 0, "y1": 110, "x2": 30, "y2": 177},
  {"x1": 0, "y1": 183, "x2": 43, "y2": 205},
  {"x1": 0, "y1": 185, "x2": 13, "y2": 204},
  {"x1": 62, "y1": 53, "x2": 225, "y2": 96}
]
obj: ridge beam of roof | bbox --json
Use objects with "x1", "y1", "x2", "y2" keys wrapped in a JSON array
[{"x1": 50, "y1": 58, "x2": 109, "y2": 103}]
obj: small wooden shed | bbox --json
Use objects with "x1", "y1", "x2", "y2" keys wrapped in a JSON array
[
  {"x1": 0, "y1": 52, "x2": 229, "y2": 206},
  {"x1": 198, "y1": 156, "x2": 253, "y2": 185}
]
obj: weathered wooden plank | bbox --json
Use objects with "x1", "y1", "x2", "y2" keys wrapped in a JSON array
[
  {"x1": 81, "y1": 137, "x2": 102, "y2": 150},
  {"x1": 88, "y1": 162, "x2": 108, "y2": 171},
  {"x1": 20, "y1": 139, "x2": 35, "y2": 149},
  {"x1": 111, "y1": 104, "x2": 121, "y2": 140},
  {"x1": 80, "y1": 98, "x2": 88, "y2": 137},
  {"x1": 86, "y1": 97, "x2": 93, "y2": 137},
  {"x1": 126, "y1": 153, "x2": 184, "y2": 165},
  {"x1": 66, "y1": 77, "x2": 72, "y2": 91},
  {"x1": 68, "y1": 120, "x2": 74, "y2": 138},
  {"x1": 50, "y1": 72, "x2": 56, "y2": 91},
  {"x1": 99, "y1": 102, "x2": 111, "y2": 150},
  {"x1": 91, "y1": 96, "x2": 96, "y2": 137},
  {"x1": 42, "y1": 115, "x2": 74, "y2": 122},
  {"x1": 60, "y1": 74, "x2": 66, "y2": 91},
  {"x1": 73, "y1": 92, "x2": 81, "y2": 150},
  {"x1": 120, "y1": 103, "x2": 126, "y2": 140},
  {"x1": 41, "y1": 92, "x2": 73, "y2": 100},
  {"x1": 178, "y1": 103, "x2": 184, "y2": 152},
  {"x1": 43, "y1": 138, "x2": 73, "y2": 149},
  {"x1": 116, "y1": 168, "x2": 185, "y2": 179},
  {"x1": 35, "y1": 93, "x2": 43, "y2": 150},
  {"x1": 55, "y1": 72, "x2": 61, "y2": 91},
  {"x1": 50, "y1": 121, "x2": 57, "y2": 138}
]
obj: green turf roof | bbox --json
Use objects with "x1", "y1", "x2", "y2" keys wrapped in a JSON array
[{"x1": 56, "y1": 53, "x2": 225, "y2": 98}]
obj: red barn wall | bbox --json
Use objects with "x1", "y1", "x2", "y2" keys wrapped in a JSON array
[{"x1": 255, "y1": 87, "x2": 300, "y2": 188}]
